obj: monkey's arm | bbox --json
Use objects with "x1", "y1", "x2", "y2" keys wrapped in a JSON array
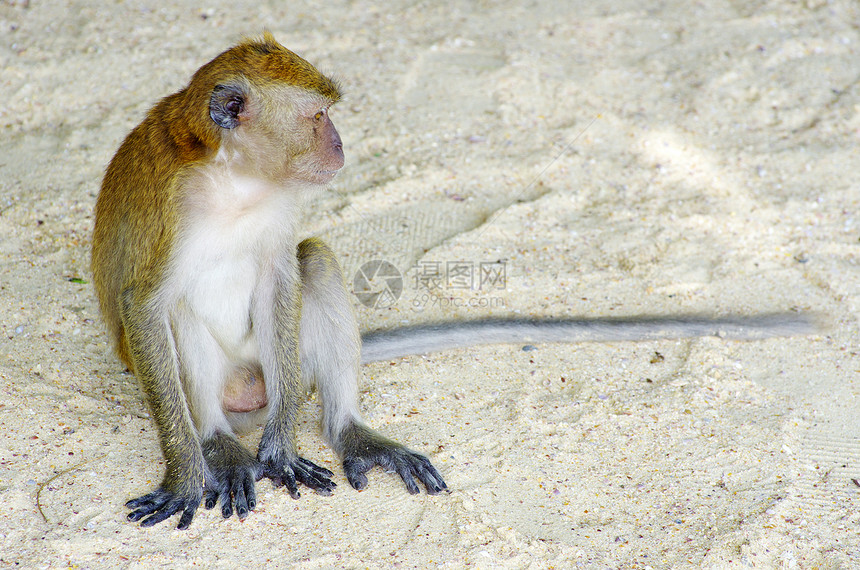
[
  {"x1": 119, "y1": 287, "x2": 206, "y2": 530},
  {"x1": 360, "y1": 313, "x2": 816, "y2": 363},
  {"x1": 254, "y1": 267, "x2": 337, "y2": 498}
]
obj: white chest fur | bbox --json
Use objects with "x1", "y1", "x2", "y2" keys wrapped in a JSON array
[{"x1": 168, "y1": 172, "x2": 303, "y2": 363}]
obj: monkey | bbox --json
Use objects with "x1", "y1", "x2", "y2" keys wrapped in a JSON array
[
  {"x1": 92, "y1": 34, "x2": 814, "y2": 530},
  {"x1": 92, "y1": 34, "x2": 448, "y2": 530}
]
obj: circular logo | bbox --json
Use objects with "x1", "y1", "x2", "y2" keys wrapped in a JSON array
[{"x1": 353, "y1": 260, "x2": 403, "y2": 308}]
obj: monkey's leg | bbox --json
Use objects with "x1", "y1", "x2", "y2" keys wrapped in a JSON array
[
  {"x1": 171, "y1": 312, "x2": 262, "y2": 521},
  {"x1": 297, "y1": 238, "x2": 447, "y2": 495},
  {"x1": 254, "y1": 255, "x2": 336, "y2": 499},
  {"x1": 119, "y1": 288, "x2": 206, "y2": 530}
]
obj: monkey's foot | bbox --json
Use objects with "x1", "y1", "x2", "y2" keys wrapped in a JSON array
[
  {"x1": 261, "y1": 455, "x2": 336, "y2": 499},
  {"x1": 202, "y1": 433, "x2": 262, "y2": 520},
  {"x1": 338, "y1": 422, "x2": 448, "y2": 495},
  {"x1": 126, "y1": 485, "x2": 203, "y2": 530}
]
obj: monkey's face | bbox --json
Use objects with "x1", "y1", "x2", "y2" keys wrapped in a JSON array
[
  {"x1": 290, "y1": 102, "x2": 344, "y2": 185},
  {"x1": 210, "y1": 81, "x2": 344, "y2": 187}
]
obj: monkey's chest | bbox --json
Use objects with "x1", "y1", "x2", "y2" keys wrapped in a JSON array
[
  {"x1": 185, "y1": 254, "x2": 258, "y2": 354},
  {"x1": 173, "y1": 217, "x2": 295, "y2": 362}
]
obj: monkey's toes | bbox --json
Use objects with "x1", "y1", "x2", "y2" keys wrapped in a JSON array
[
  {"x1": 126, "y1": 487, "x2": 201, "y2": 529},
  {"x1": 343, "y1": 456, "x2": 372, "y2": 490},
  {"x1": 343, "y1": 448, "x2": 448, "y2": 495},
  {"x1": 404, "y1": 451, "x2": 448, "y2": 495},
  {"x1": 390, "y1": 450, "x2": 448, "y2": 495}
]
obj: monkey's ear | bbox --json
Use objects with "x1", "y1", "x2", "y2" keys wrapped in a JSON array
[{"x1": 209, "y1": 84, "x2": 247, "y2": 129}]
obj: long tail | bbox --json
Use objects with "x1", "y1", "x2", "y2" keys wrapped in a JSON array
[{"x1": 359, "y1": 313, "x2": 817, "y2": 364}]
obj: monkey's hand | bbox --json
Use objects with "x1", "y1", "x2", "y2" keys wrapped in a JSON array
[
  {"x1": 125, "y1": 480, "x2": 203, "y2": 530},
  {"x1": 338, "y1": 422, "x2": 448, "y2": 495},
  {"x1": 202, "y1": 434, "x2": 263, "y2": 521},
  {"x1": 259, "y1": 453, "x2": 337, "y2": 499}
]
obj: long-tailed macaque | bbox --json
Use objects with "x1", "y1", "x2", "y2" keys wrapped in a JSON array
[{"x1": 92, "y1": 34, "x2": 812, "y2": 529}]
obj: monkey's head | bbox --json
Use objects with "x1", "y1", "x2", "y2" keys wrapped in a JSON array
[{"x1": 182, "y1": 33, "x2": 344, "y2": 186}]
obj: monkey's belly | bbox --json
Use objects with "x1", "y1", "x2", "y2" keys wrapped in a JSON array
[{"x1": 222, "y1": 367, "x2": 268, "y2": 412}]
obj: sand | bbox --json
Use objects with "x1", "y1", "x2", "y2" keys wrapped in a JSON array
[{"x1": 1, "y1": 0, "x2": 859, "y2": 567}]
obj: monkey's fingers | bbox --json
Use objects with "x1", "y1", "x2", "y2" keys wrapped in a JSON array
[
  {"x1": 204, "y1": 489, "x2": 219, "y2": 510},
  {"x1": 292, "y1": 457, "x2": 336, "y2": 496},
  {"x1": 230, "y1": 472, "x2": 256, "y2": 520},
  {"x1": 263, "y1": 462, "x2": 300, "y2": 499},
  {"x1": 208, "y1": 466, "x2": 258, "y2": 519},
  {"x1": 243, "y1": 476, "x2": 257, "y2": 512},
  {"x1": 264, "y1": 457, "x2": 336, "y2": 498},
  {"x1": 202, "y1": 437, "x2": 262, "y2": 520},
  {"x1": 219, "y1": 492, "x2": 233, "y2": 519}
]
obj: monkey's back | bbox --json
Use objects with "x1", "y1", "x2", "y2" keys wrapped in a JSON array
[{"x1": 92, "y1": 96, "x2": 199, "y2": 370}]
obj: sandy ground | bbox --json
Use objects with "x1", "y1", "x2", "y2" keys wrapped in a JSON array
[{"x1": 1, "y1": 0, "x2": 859, "y2": 567}]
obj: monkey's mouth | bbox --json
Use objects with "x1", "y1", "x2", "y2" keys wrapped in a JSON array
[{"x1": 313, "y1": 169, "x2": 340, "y2": 183}]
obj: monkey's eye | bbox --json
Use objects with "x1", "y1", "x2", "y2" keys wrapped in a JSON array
[{"x1": 313, "y1": 110, "x2": 325, "y2": 122}]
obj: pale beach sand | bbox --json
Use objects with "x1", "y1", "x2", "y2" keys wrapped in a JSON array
[{"x1": 1, "y1": 1, "x2": 858, "y2": 567}]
